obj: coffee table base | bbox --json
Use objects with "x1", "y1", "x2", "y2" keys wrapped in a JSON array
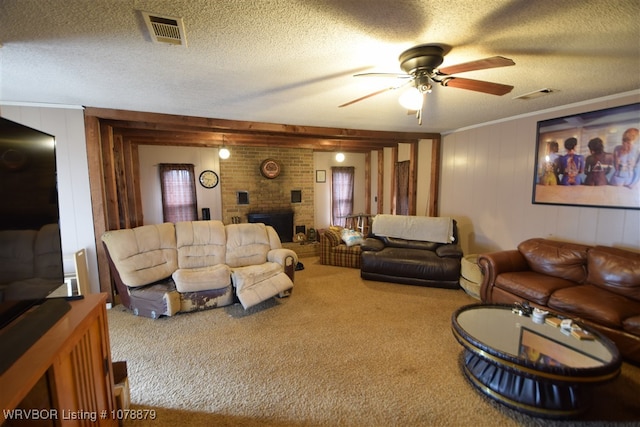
[{"x1": 462, "y1": 350, "x2": 588, "y2": 419}]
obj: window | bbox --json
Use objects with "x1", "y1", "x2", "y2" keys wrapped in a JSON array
[
  {"x1": 331, "y1": 167, "x2": 354, "y2": 227},
  {"x1": 159, "y1": 164, "x2": 197, "y2": 222}
]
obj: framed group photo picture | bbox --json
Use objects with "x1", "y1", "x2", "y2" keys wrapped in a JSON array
[{"x1": 532, "y1": 102, "x2": 640, "y2": 210}]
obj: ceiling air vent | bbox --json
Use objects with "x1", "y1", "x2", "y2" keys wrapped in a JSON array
[{"x1": 141, "y1": 11, "x2": 187, "y2": 46}]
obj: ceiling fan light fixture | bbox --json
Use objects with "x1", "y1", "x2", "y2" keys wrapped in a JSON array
[
  {"x1": 399, "y1": 87, "x2": 423, "y2": 110},
  {"x1": 219, "y1": 135, "x2": 231, "y2": 159}
]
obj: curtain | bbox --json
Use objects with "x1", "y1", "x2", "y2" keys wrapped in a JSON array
[
  {"x1": 159, "y1": 164, "x2": 197, "y2": 223},
  {"x1": 331, "y1": 167, "x2": 354, "y2": 227},
  {"x1": 396, "y1": 160, "x2": 410, "y2": 215}
]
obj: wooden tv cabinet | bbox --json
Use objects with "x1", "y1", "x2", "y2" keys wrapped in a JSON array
[{"x1": 0, "y1": 294, "x2": 117, "y2": 426}]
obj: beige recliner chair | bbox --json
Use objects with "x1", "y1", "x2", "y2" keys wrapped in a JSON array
[{"x1": 225, "y1": 222, "x2": 297, "y2": 309}]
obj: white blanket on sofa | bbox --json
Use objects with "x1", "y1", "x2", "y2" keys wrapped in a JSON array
[{"x1": 371, "y1": 215, "x2": 454, "y2": 243}]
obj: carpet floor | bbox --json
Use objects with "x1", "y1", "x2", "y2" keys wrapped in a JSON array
[{"x1": 107, "y1": 257, "x2": 640, "y2": 426}]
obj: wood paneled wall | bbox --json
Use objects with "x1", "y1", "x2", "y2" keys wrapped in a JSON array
[{"x1": 440, "y1": 94, "x2": 640, "y2": 254}]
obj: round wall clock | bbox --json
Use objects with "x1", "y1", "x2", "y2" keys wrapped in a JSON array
[
  {"x1": 198, "y1": 170, "x2": 219, "y2": 188},
  {"x1": 260, "y1": 159, "x2": 281, "y2": 179}
]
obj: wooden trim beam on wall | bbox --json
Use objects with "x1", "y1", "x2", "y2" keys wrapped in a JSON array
[
  {"x1": 429, "y1": 136, "x2": 441, "y2": 217},
  {"x1": 390, "y1": 146, "x2": 398, "y2": 215},
  {"x1": 376, "y1": 149, "x2": 384, "y2": 214},
  {"x1": 84, "y1": 116, "x2": 111, "y2": 300},
  {"x1": 408, "y1": 141, "x2": 418, "y2": 215},
  {"x1": 364, "y1": 152, "x2": 371, "y2": 215},
  {"x1": 85, "y1": 107, "x2": 439, "y2": 141}
]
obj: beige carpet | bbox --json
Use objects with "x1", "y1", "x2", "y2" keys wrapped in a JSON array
[{"x1": 107, "y1": 257, "x2": 640, "y2": 427}]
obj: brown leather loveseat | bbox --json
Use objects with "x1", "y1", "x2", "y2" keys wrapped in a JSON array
[{"x1": 478, "y1": 238, "x2": 640, "y2": 365}]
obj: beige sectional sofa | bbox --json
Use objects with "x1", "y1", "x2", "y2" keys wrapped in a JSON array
[{"x1": 102, "y1": 220, "x2": 297, "y2": 318}]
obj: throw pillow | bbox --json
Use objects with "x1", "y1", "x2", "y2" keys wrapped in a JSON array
[{"x1": 341, "y1": 229, "x2": 364, "y2": 247}]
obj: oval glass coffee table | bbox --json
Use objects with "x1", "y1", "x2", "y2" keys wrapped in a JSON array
[{"x1": 451, "y1": 304, "x2": 622, "y2": 418}]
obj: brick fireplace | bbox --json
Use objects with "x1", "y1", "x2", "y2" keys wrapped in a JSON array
[{"x1": 219, "y1": 147, "x2": 314, "y2": 238}]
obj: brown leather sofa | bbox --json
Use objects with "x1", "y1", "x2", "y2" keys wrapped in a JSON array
[{"x1": 478, "y1": 238, "x2": 640, "y2": 365}]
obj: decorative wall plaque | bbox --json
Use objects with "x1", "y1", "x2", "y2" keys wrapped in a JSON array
[{"x1": 260, "y1": 159, "x2": 281, "y2": 179}]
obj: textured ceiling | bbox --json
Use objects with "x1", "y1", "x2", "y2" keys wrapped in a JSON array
[{"x1": 1, "y1": 0, "x2": 639, "y2": 133}]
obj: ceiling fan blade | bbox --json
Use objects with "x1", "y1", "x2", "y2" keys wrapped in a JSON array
[
  {"x1": 437, "y1": 56, "x2": 515, "y2": 76},
  {"x1": 338, "y1": 87, "x2": 396, "y2": 108},
  {"x1": 354, "y1": 72, "x2": 411, "y2": 79},
  {"x1": 441, "y1": 77, "x2": 514, "y2": 96}
]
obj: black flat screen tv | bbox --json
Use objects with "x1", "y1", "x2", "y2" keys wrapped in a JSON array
[{"x1": 0, "y1": 116, "x2": 65, "y2": 328}]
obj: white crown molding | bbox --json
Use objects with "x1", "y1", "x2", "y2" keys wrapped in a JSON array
[
  {"x1": 0, "y1": 101, "x2": 84, "y2": 110},
  {"x1": 443, "y1": 90, "x2": 640, "y2": 136}
]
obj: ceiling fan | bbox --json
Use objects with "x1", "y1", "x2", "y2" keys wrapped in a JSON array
[{"x1": 339, "y1": 44, "x2": 515, "y2": 125}]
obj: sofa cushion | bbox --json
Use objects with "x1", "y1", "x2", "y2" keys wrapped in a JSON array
[
  {"x1": 323, "y1": 243, "x2": 361, "y2": 268},
  {"x1": 172, "y1": 264, "x2": 231, "y2": 292},
  {"x1": 548, "y1": 285, "x2": 640, "y2": 329},
  {"x1": 587, "y1": 246, "x2": 640, "y2": 302},
  {"x1": 495, "y1": 271, "x2": 578, "y2": 305},
  {"x1": 333, "y1": 243, "x2": 362, "y2": 255},
  {"x1": 102, "y1": 223, "x2": 178, "y2": 287},
  {"x1": 517, "y1": 238, "x2": 589, "y2": 283},
  {"x1": 225, "y1": 223, "x2": 271, "y2": 268},
  {"x1": 175, "y1": 220, "x2": 226, "y2": 269},
  {"x1": 266, "y1": 225, "x2": 283, "y2": 249},
  {"x1": 361, "y1": 237, "x2": 385, "y2": 252},
  {"x1": 381, "y1": 236, "x2": 439, "y2": 251},
  {"x1": 361, "y1": 247, "x2": 460, "y2": 282}
]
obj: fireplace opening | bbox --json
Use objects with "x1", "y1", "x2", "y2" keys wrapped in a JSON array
[{"x1": 247, "y1": 212, "x2": 294, "y2": 243}]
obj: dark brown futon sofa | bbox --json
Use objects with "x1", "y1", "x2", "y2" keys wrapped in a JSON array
[{"x1": 478, "y1": 238, "x2": 640, "y2": 365}]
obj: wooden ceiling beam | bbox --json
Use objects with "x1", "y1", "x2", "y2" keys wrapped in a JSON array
[
  {"x1": 89, "y1": 107, "x2": 438, "y2": 142},
  {"x1": 115, "y1": 127, "x2": 409, "y2": 152}
]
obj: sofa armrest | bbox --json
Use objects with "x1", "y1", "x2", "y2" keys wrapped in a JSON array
[
  {"x1": 320, "y1": 229, "x2": 342, "y2": 248},
  {"x1": 478, "y1": 250, "x2": 529, "y2": 302},
  {"x1": 268, "y1": 248, "x2": 298, "y2": 266},
  {"x1": 361, "y1": 237, "x2": 385, "y2": 252},
  {"x1": 436, "y1": 244, "x2": 463, "y2": 259},
  {"x1": 268, "y1": 248, "x2": 298, "y2": 282}
]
